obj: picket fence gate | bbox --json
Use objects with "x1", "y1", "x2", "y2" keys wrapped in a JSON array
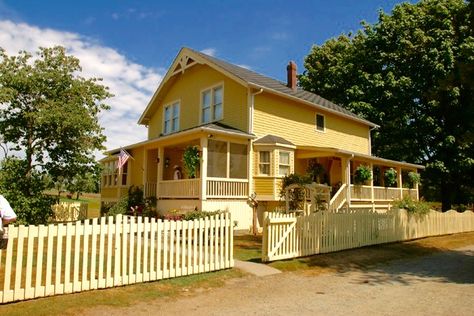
[
  {"x1": 262, "y1": 209, "x2": 474, "y2": 262},
  {"x1": 0, "y1": 213, "x2": 234, "y2": 303}
]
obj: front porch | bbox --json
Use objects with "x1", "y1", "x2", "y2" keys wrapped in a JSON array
[
  {"x1": 140, "y1": 126, "x2": 252, "y2": 206},
  {"x1": 295, "y1": 147, "x2": 422, "y2": 211}
]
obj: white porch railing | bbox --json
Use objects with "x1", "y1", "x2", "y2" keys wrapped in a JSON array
[
  {"x1": 206, "y1": 178, "x2": 248, "y2": 198},
  {"x1": 328, "y1": 184, "x2": 347, "y2": 212},
  {"x1": 158, "y1": 179, "x2": 201, "y2": 198},
  {"x1": 351, "y1": 185, "x2": 418, "y2": 201},
  {"x1": 402, "y1": 188, "x2": 418, "y2": 200},
  {"x1": 144, "y1": 182, "x2": 157, "y2": 198}
]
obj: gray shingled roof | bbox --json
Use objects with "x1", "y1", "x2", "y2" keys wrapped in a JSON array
[
  {"x1": 254, "y1": 135, "x2": 295, "y2": 146},
  {"x1": 189, "y1": 48, "x2": 375, "y2": 127}
]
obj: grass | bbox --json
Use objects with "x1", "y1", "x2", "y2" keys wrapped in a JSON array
[
  {"x1": 0, "y1": 268, "x2": 243, "y2": 316},
  {"x1": 234, "y1": 232, "x2": 474, "y2": 274}
]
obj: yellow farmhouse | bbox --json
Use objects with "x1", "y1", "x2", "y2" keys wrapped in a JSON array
[{"x1": 100, "y1": 47, "x2": 423, "y2": 230}]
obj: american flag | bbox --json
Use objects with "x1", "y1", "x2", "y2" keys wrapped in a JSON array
[{"x1": 117, "y1": 148, "x2": 130, "y2": 173}]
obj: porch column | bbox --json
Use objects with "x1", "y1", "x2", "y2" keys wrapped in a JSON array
[
  {"x1": 415, "y1": 170, "x2": 420, "y2": 201},
  {"x1": 200, "y1": 137, "x2": 208, "y2": 201},
  {"x1": 248, "y1": 141, "x2": 254, "y2": 196},
  {"x1": 397, "y1": 166, "x2": 403, "y2": 199},
  {"x1": 143, "y1": 148, "x2": 148, "y2": 191},
  {"x1": 156, "y1": 147, "x2": 164, "y2": 197},
  {"x1": 341, "y1": 157, "x2": 351, "y2": 206},
  {"x1": 370, "y1": 162, "x2": 374, "y2": 210}
]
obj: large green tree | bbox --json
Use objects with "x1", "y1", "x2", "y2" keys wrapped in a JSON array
[
  {"x1": 0, "y1": 46, "x2": 111, "y2": 223},
  {"x1": 299, "y1": 0, "x2": 473, "y2": 210}
]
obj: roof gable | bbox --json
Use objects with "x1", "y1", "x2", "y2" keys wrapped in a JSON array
[{"x1": 138, "y1": 47, "x2": 377, "y2": 128}]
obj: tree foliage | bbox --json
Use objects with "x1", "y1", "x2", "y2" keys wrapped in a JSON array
[
  {"x1": 299, "y1": 0, "x2": 474, "y2": 210},
  {"x1": 0, "y1": 46, "x2": 111, "y2": 223}
]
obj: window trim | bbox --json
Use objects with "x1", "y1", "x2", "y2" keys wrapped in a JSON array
[
  {"x1": 258, "y1": 151, "x2": 271, "y2": 176},
  {"x1": 278, "y1": 150, "x2": 291, "y2": 176},
  {"x1": 315, "y1": 113, "x2": 326, "y2": 133},
  {"x1": 162, "y1": 100, "x2": 180, "y2": 135},
  {"x1": 200, "y1": 83, "x2": 224, "y2": 124}
]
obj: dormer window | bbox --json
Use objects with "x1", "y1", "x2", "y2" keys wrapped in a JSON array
[
  {"x1": 201, "y1": 85, "x2": 223, "y2": 123},
  {"x1": 163, "y1": 101, "x2": 180, "y2": 134}
]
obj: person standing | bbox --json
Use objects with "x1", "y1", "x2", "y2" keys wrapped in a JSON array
[{"x1": 0, "y1": 194, "x2": 17, "y2": 249}]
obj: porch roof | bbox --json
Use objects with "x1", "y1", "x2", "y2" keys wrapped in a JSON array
[
  {"x1": 296, "y1": 146, "x2": 425, "y2": 170},
  {"x1": 102, "y1": 122, "x2": 255, "y2": 158}
]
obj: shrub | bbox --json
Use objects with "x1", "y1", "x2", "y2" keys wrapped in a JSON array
[
  {"x1": 384, "y1": 168, "x2": 397, "y2": 187},
  {"x1": 107, "y1": 196, "x2": 128, "y2": 216},
  {"x1": 280, "y1": 173, "x2": 312, "y2": 210},
  {"x1": 354, "y1": 165, "x2": 372, "y2": 185},
  {"x1": 395, "y1": 196, "x2": 430, "y2": 216},
  {"x1": 183, "y1": 210, "x2": 222, "y2": 221}
]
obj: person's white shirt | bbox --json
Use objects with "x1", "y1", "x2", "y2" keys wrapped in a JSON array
[{"x1": 0, "y1": 195, "x2": 17, "y2": 222}]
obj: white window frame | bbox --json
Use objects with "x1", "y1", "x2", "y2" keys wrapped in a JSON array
[
  {"x1": 163, "y1": 101, "x2": 180, "y2": 135},
  {"x1": 258, "y1": 151, "x2": 271, "y2": 176},
  {"x1": 278, "y1": 151, "x2": 291, "y2": 176},
  {"x1": 316, "y1": 113, "x2": 325, "y2": 133},
  {"x1": 200, "y1": 83, "x2": 224, "y2": 124}
]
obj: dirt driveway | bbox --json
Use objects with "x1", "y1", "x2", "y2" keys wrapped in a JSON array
[{"x1": 82, "y1": 245, "x2": 474, "y2": 316}]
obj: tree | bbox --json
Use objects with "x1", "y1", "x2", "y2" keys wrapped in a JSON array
[
  {"x1": 0, "y1": 46, "x2": 111, "y2": 223},
  {"x1": 299, "y1": 0, "x2": 473, "y2": 210},
  {"x1": 66, "y1": 171, "x2": 99, "y2": 200}
]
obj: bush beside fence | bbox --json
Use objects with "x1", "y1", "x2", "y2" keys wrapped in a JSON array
[
  {"x1": 0, "y1": 213, "x2": 233, "y2": 303},
  {"x1": 262, "y1": 209, "x2": 474, "y2": 262}
]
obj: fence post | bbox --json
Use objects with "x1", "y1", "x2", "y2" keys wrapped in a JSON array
[{"x1": 262, "y1": 212, "x2": 269, "y2": 262}]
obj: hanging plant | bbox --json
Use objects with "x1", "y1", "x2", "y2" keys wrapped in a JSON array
[
  {"x1": 354, "y1": 165, "x2": 372, "y2": 185},
  {"x1": 182, "y1": 146, "x2": 200, "y2": 178},
  {"x1": 407, "y1": 171, "x2": 420, "y2": 188},
  {"x1": 306, "y1": 160, "x2": 325, "y2": 183},
  {"x1": 384, "y1": 168, "x2": 397, "y2": 187}
]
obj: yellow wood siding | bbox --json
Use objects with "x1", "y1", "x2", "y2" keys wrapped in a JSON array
[
  {"x1": 253, "y1": 93, "x2": 370, "y2": 154},
  {"x1": 129, "y1": 147, "x2": 144, "y2": 186},
  {"x1": 254, "y1": 177, "x2": 275, "y2": 196},
  {"x1": 100, "y1": 187, "x2": 118, "y2": 200},
  {"x1": 147, "y1": 64, "x2": 248, "y2": 139}
]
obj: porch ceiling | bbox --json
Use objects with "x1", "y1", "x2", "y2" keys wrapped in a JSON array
[{"x1": 296, "y1": 146, "x2": 424, "y2": 170}]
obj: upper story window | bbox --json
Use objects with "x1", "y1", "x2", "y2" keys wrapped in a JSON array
[
  {"x1": 278, "y1": 151, "x2": 290, "y2": 176},
  {"x1": 258, "y1": 151, "x2": 270, "y2": 175},
  {"x1": 164, "y1": 101, "x2": 180, "y2": 134},
  {"x1": 201, "y1": 85, "x2": 223, "y2": 123},
  {"x1": 316, "y1": 113, "x2": 325, "y2": 132}
]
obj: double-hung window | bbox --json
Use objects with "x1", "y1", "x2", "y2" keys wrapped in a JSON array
[
  {"x1": 279, "y1": 151, "x2": 290, "y2": 176},
  {"x1": 163, "y1": 102, "x2": 180, "y2": 134},
  {"x1": 201, "y1": 85, "x2": 223, "y2": 123},
  {"x1": 259, "y1": 151, "x2": 270, "y2": 175}
]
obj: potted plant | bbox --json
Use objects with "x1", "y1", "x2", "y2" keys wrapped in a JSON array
[
  {"x1": 306, "y1": 160, "x2": 325, "y2": 183},
  {"x1": 354, "y1": 165, "x2": 372, "y2": 185},
  {"x1": 182, "y1": 146, "x2": 200, "y2": 178},
  {"x1": 384, "y1": 168, "x2": 397, "y2": 187},
  {"x1": 407, "y1": 171, "x2": 420, "y2": 189}
]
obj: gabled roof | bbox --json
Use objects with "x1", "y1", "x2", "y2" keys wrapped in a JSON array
[
  {"x1": 138, "y1": 47, "x2": 378, "y2": 128},
  {"x1": 254, "y1": 135, "x2": 295, "y2": 147}
]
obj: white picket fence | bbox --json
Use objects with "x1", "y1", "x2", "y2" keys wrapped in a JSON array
[
  {"x1": 0, "y1": 213, "x2": 234, "y2": 303},
  {"x1": 51, "y1": 202, "x2": 88, "y2": 222},
  {"x1": 262, "y1": 209, "x2": 474, "y2": 262}
]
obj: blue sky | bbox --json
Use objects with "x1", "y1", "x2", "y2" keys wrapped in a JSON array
[{"x1": 0, "y1": 0, "x2": 410, "y2": 153}]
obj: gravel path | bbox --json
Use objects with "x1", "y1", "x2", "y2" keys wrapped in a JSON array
[{"x1": 82, "y1": 245, "x2": 474, "y2": 316}]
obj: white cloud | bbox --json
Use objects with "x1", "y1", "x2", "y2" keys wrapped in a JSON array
[
  {"x1": 236, "y1": 64, "x2": 252, "y2": 70},
  {"x1": 200, "y1": 47, "x2": 216, "y2": 57},
  {"x1": 0, "y1": 20, "x2": 164, "y2": 158}
]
